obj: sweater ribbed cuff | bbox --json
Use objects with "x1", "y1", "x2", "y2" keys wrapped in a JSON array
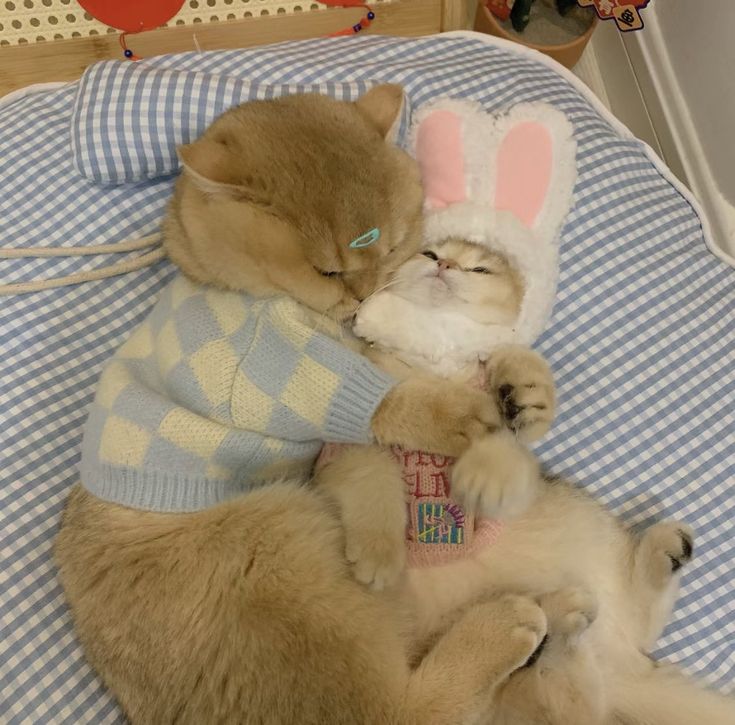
[
  {"x1": 322, "y1": 359, "x2": 397, "y2": 445},
  {"x1": 80, "y1": 462, "x2": 249, "y2": 512}
]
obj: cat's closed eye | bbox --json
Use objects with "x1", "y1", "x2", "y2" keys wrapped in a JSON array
[
  {"x1": 422, "y1": 251, "x2": 438, "y2": 261},
  {"x1": 470, "y1": 266, "x2": 492, "y2": 274},
  {"x1": 317, "y1": 269, "x2": 342, "y2": 278}
]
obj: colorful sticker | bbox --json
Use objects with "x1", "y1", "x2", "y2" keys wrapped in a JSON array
[{"x1": 577, "y1": 0, "x2": 650, "y2": 32}]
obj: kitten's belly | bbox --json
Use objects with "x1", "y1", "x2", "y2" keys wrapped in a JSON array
[{"x1": 405, "y1": 485, "x2": 636, "y2": 650}]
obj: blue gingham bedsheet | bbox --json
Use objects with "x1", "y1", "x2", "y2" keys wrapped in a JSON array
[{"x1": 1, "y1": 32, "x2": 733, "y2": 723}]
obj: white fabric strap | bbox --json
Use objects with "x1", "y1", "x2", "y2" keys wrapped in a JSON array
[{"x1": 0, "y1": 235, "x2": 165, "y2": 295}]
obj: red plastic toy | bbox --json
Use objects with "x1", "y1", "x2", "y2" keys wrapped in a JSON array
[
  {"x1": 485, "y1": 0, "x2": 512, "y2": 22},
  {"x1": 76, "y1": 0, "x2": 376, "y2": 61}
]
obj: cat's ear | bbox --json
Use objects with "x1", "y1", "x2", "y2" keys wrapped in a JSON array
[
  {"x1": 355, "y1": 84, "x2": 405, "y2": 139},
  {"x1": 413, "y1": 106, "x2": 467, "y2": 210},
  {"x1": 491, "y1": 104, "x2": 576, "y2": 240},
  {"x1": 177, "y1": 140, "x2": 243, "y2": 197}
]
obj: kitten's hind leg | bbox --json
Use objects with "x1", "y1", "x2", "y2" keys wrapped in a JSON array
[
  {"x1": 538, "y1": 586, "x2": 598, "y2": 654},
  {"x1": 610, "y1": 661, "x2": 735, "y2": 725},
  {"x1": 496, "y1": 588, "x2": 605, "y2": 725},
  {"x1": 631, "y1": 522, "x2": 694, "y2": 646},
  {"x1": 315, "y1": 445, "x2": 406, "y2": 591}
]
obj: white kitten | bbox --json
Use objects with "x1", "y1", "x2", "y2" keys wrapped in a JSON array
[
  {"x1": 318, "y1": 237, "x2": 735, "y2": 723},
  {"x1": 354, "y1": 237, "x2": 524, "y2": 377}
]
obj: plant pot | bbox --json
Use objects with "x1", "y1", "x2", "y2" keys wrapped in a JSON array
[{"x1": 474, "y1": 1, "x2": 598, "y2": 69}]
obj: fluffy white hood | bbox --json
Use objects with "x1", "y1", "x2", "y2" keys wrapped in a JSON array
[{"x1": 354, "y1": 99, "x2": 577, "y2": 376}]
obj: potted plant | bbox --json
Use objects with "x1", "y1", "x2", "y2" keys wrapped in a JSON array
[{"x1": 475, "y1": 0, "x2": 598, "y2": 69}]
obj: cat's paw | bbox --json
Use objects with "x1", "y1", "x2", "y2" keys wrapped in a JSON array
[
  {"x1": 373, "y1": 377, "x2": 501, "y2": 457},
  {"x1": 457, "y1": 594, "x2": 548, "y2": 676},
  {"x1": 539, "y1": 586, "x2": 598, "y2": 641},
  {"x1": 451, "y1": 434, "x2": 540, "y2": 519},
  {"x1": 638, "y1": 522, "x2": 694, "y2": 588},
  {"x1": 331, "y1": 295, "x2": 361, "y2": 322},
  {"x1": 345, "y1": 526, "x2": 406, "y2": 591},
  {"x1": 487, "y1": 345, "x2": 555, "y2": 442},
  {"x1": 495, "y1": 594, "x2": 548, "y2": 666},
  {"x1": 315, "y1": 446, "x2": 407, "y2": 591}
]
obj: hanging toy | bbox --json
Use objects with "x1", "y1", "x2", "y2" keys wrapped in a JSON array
[
  {"x1": 76, "y1": 1, "x2": 186, "y2": 60},
  {"x1": 319, "y1": 1, "x2": 376, "y2": 36},
  {"x1": 76, "y1": 1, "x2": 375, "y2": 62},
  {"x1": 577, "y1": 0, "x2": 649, "y2": 32}
]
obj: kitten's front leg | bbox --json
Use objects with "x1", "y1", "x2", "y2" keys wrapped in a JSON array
[
  {"x1": 486, "y1": 345, "x2": 556, "y2": 442},
  {"x1": 451, "y1": 431, "x2": 541, "y2": 519}
]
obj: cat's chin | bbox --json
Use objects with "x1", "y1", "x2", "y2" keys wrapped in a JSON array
[
  {"x1": 354, "y1": 290, "x2": 518, "y2": 377},
  {"x1": 391, "y1": 275, "x2": 461, "y2": 311}
]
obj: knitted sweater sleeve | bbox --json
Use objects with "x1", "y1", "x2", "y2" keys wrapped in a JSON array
[{"x1": 230, "y1": 300, "x2": 397, "y2": 445}]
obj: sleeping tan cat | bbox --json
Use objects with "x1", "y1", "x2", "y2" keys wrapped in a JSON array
[
  {"x1": 316, "y1": 237, "x2": 735, "y2": 724},
  {"x1": 54, "y1": 87, "x2": 548, "y2": 724}
]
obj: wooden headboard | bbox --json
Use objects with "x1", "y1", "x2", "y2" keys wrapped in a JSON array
[{"x1": 0, "y1": 0, "x2": 475, "y2": 96}]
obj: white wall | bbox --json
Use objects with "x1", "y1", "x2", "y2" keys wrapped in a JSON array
[
  {"x1": 623, "y1": 1, "x2": 735, "y2": 257},
  {"x1": 652, "y1": 0, "x2": 735, "y2": 206}
]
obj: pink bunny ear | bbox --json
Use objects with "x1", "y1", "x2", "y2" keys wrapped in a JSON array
[
  {"x1": 494, "y1": 122, "x2": 553, "y2": 228},
  {"x1": 415, "y1": 109, "x2": 466, "y2": 209}
]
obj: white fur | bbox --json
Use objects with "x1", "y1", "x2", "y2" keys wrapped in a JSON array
[
  {"x1": 399, "y1": 477, "x2": 735, "y2": 724},
  {"x1": 424, "y1": 206, "x2": 557, "y2": 348},
  {"x1": 351, "y1": 97, "x2": 735, "y2": 719},
  {"x1": 354, "y1": 278, "x2": 518, "y2": 377}
]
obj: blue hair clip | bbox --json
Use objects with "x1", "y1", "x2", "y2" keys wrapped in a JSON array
[{"x1": 349, "y1": 228, "x2": 380, "y2": 249}]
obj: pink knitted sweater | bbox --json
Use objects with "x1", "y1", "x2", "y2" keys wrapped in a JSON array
[{"x1": 317, "y1": 444, "x2": 503, "y2": 567}]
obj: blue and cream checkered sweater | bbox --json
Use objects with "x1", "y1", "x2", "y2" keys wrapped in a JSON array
[{"x1": 80, "y1": 275, "x2": 396, "y2": 512}]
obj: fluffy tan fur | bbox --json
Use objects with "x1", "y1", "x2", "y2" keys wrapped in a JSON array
[
  {"x1": 319, "y1": 239, "x2": 555, "y2": 589},
  {"x1": 57, "y1": 483, "x2": 551, "y2": 724},
  {"x1": 55, "y1": 90, "x2": 524, "y2": 724},
  {"x1": 402, "y1": 476, "x2": 735, "y2": 724},
  {"x1": 165, "y1": 85, "x2": 422, "y2": 316},
  {"x1": 163, "y1": 86, "x2": 498, "y2": 453}
]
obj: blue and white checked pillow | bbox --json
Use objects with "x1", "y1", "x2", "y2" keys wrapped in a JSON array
[{"x1": 70, "y1": 62, "x2": 412, "y2": 184}]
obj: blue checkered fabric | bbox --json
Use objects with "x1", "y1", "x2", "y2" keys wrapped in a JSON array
[
  {"x1": 1, "y1": 33, "x2": 733, "y2": 723},
  {"x1": 80, "y1": 277, "x2": 395, "y2": 512},
  {"x1": 71, "y1": 63, "x2": 412, "y2": 184}
]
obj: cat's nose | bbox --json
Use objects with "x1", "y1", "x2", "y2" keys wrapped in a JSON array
[{"x1": 437, "y1": 258, "x2": 458, "y2": 271}]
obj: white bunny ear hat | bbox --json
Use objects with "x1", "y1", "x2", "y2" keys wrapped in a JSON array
[
  {"x1": 415, "y1": 98, "x2": 576, "y2": 347},
  {"x1": 355, "y1": 98, "x2": 577, "y2": 374}
]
